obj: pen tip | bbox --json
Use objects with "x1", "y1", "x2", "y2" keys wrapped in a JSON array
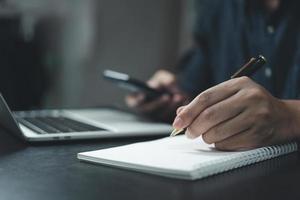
[{"x1": 170, "y1": 129, "x2": 184, "y2": 137}]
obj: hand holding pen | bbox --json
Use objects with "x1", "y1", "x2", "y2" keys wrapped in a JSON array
[
  {"x1": 171, "y1": 55, "x2": 266, "y2": 136},
  {"x1": 170, "y1": 55, "x2": 296, "y2": 151}
]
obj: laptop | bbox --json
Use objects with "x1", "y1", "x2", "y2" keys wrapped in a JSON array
[{"x1": 0, "y1": 94, "x2": 172, "y2": 142}]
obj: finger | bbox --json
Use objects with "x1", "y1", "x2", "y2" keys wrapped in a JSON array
[
  {"x1": 185, "y1": 129, "x2": 195, "y2": 139},
  {"x1": 176, "y1": 106, "x2": 186, "y2": 115},
  {"x1": 175, "y1": 95, "x2": 189, "y2": 115},
  {"x1": 125, "y1": 93, "x2": 146, "y2": 108},
  {"x1": 147, "y1": 70, "x2": 174, "y2": 89},
  {"x1": 201, "y1": 109, "x2": 252, "y2": 144},
  {"x1": 148, "y1": 70, "x2": 175, "y2": 87},
  {"x1": 187, "y1": 91, "x2": 247, "y2": 138},
  {"x1": 173, "y1": 81, "x2": 238, "y2": 129},
  {"x1": 215, "y1": 128, "x2": 259, "y2": 151},
  {"x1": 147, "y1": 79, "x2": 161, "y2": 89},
  {"x1": 137, "y1": 95, "x2": 170, "y2": 113},
  {"x1": 173, "y1": 77, "x2": 249, "y2": 130}
]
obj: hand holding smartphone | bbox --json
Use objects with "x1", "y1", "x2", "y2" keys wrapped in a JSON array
[
  {"x1": 103, "y1": 70, "x2": 167, "y2": 100},
  {"x1": 104, "y1": 69, "x2": 190, "y2": 122}
]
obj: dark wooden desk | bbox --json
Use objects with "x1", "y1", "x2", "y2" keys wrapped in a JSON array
[{"x1": 0, "y1": 129, "x2": 300, "y2": 200}]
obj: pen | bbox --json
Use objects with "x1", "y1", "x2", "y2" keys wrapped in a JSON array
[{"x1": 170, "y1": 55, "x2": 267, "y2": 137}]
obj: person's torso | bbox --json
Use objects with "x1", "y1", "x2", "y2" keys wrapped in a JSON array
[{"x1": 204, "y1": 0, "x2": 300, "y2": 98}]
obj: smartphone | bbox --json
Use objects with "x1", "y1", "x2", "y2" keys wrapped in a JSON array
[{"x1": 103, "y1": 70, "x2": 166, "y2": 100}]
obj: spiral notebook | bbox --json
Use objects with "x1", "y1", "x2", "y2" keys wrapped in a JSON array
[{"x1": 77, "y1": 136, "x2": 297, "y2": 180}]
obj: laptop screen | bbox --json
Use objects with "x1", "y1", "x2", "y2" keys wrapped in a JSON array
[{"x1": 0, "y1": 94, "x2": 25, "y2": 139}]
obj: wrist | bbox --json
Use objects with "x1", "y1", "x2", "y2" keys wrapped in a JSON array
[{"x1": 280, "y1": 100, "x2": 300, "y2": 141}]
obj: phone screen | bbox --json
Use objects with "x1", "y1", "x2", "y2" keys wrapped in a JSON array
[{"x1": 103, "y1": 70, "x2": 165, "y2": 99}]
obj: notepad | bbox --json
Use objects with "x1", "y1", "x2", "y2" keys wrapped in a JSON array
[{"x1": 77, "y1": 136, "x2": 297, "y2": 180}]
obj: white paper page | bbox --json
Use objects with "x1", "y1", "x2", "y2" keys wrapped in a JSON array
[{"x1": 79, "y1": 136, "x2": 245, "y2": 172}]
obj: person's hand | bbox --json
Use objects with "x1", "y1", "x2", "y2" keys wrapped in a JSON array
[
  {"x1": 126, "y1": 70, "x2": 190, "y2": 122},
  {"x1": 173, "y1": 77, "x2": 297, "y2": 150}
]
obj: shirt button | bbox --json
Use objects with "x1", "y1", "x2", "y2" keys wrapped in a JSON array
[
  {"x1": 265, "y1": 67, "x2": 272, "y2": 78},
  {"x1": 267, "y1": 25, "x2": 275, "y2": 34}
]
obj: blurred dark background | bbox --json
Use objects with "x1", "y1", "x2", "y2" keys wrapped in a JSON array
[{"x1": 0, "y1": 0, "x2": 195, "y2": 110}]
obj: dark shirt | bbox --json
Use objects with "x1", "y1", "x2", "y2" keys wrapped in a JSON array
[{"x1": 179, "y1": 0, "x2": 300, "y2": 99}]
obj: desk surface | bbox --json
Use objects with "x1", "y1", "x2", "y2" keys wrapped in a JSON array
[{"x1": 0, "y1": 130, "x2": 300, "y2": 200}]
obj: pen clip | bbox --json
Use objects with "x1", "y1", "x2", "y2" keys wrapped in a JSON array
[{"x1": 231, "y1": 55, "x2": 267, "y2": 79}]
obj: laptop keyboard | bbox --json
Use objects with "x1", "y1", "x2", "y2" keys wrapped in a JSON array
[{"x1": 16, "y1": 116, "x2": 105, "y2": 134}]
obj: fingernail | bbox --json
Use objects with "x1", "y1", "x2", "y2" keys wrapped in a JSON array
[{"x1": 173, "y1": 116, "x2": 183, "y2": 128}]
